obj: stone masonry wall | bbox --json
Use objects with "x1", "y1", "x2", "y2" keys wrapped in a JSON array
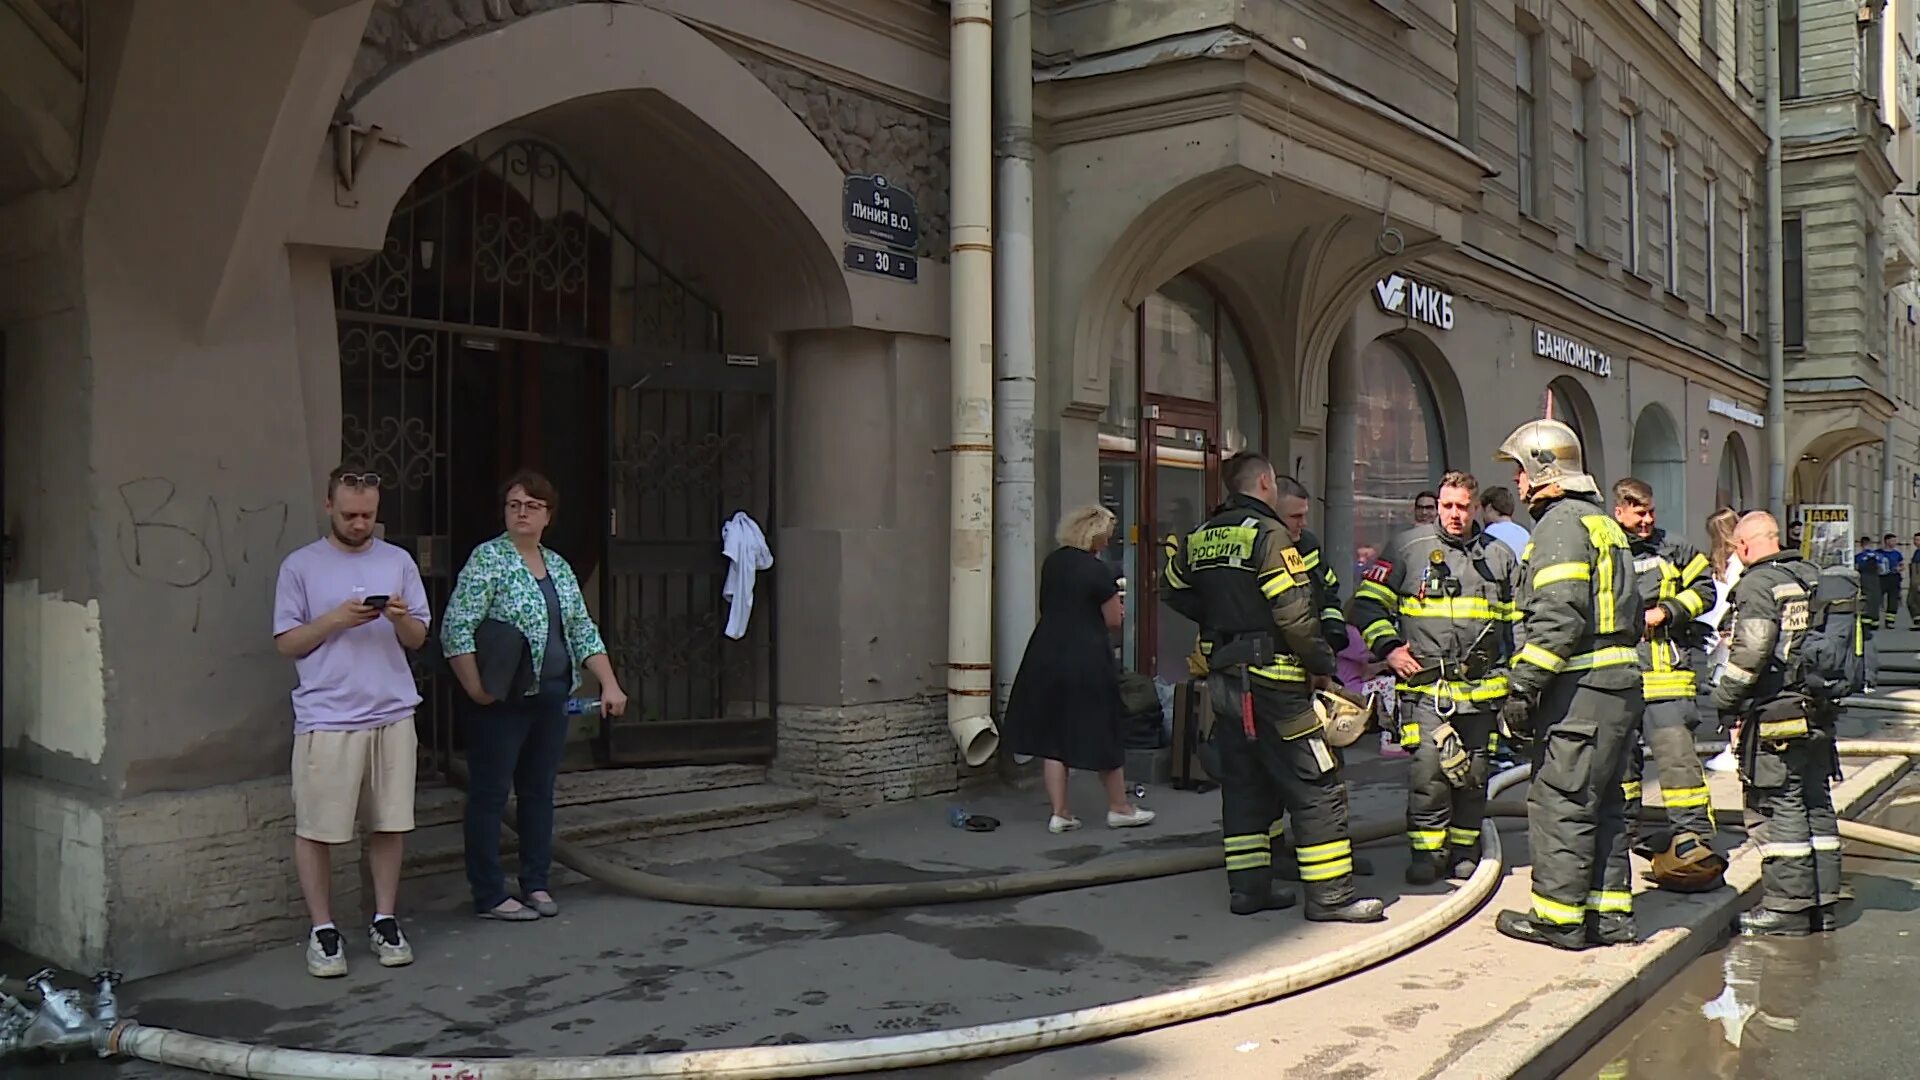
[
  {"x1": 725, "y1": 51, "x2": 951, "y2": 260},
  {"x1": 771, "y1": 698, "x2": 971, "y2": 810},
  {"x1": 344, "y1": 0, "x2": 583, "y2": 103}
]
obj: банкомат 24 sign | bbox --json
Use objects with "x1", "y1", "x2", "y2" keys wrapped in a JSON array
[{"x1": 1532, "y1": 325, "x2": 1612, "y2": 378}]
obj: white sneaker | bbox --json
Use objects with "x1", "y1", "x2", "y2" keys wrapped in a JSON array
[
  {"x1": 306, "y1": 927, "x2": 347, "y2": 978},
  {"x1": 1107, "y1": 808, "x2": 1156, "y2": 828},
  {"x1": 1048, "y1": 814, "x2": 1082, "y2": 833},
  {"x1": 1706, "y1": 748, "x2": 1739, "y2": 773},
  {"x1": 369, "y1": 917, "x2": 414, "y2": 968}
]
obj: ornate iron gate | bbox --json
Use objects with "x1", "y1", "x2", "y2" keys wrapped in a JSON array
[{"x1": 331, "y1": 137, "x2": 774, "y2": 773}]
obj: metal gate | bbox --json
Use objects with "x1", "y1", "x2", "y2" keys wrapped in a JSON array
[{"x1": 331, "y1": 137, "x2": 774, "y2": 774}]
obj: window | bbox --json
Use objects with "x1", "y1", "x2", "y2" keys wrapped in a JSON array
[
  {"x1": 1354, "y1": 340, "x2": 1446, "y2": 553},
  {"x1": 1702, "y1": 0, "x2": 1719, "y2": 57},
  {"x1": 1784, "y1": 214, "x2": 1805, "y2": 347},
  {"x1": 1740, "y1": 201, "x2": 1752, "y2": 332},
  {"x1": 1705, "y1": 176, "x2": 1719, "y2": 315},
  {"x1": 1574, "y1": 74, "x2": 1595, "y2": 246},
  {"x1": 1455, "y1": 0, "x2": 1479, "y2": 148},
  {"x1": 1663, "y1": 142, "x2": 1680, "y2": 292},
  {"x1": 1862, "y1": 9, "x2": 1884, "y2": 101},
  {"x1": 1624, "y1": 110, "x2": 1643, "y2": 272},
  {"x1": 1516, "y1": 29, "x2": 1539, "y2": 218},
  {"x1": 1781, "y1": 0, "x2": 1801, "y2": 98}
]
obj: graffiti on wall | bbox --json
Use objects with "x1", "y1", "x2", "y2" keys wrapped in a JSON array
[{"x1": 115, "y1": 477, "x2": 293, "y2": 631}]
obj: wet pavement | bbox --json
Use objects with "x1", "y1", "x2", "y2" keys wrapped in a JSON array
[{"x1": 1558, "y1": 780, "x2": 1920, "y2": 1080}]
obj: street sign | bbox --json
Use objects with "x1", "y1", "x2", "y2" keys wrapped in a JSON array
[
  {"x1": 844, "y1": 242, "x2": 918, "y2": 283},
  {"x1": 843, "y1": 174, "x2": 920, "y2": 252}
]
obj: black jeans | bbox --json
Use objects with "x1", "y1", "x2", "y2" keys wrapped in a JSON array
[{"x1": 463, "y1": 688, "x2": 570, "y2": 912}]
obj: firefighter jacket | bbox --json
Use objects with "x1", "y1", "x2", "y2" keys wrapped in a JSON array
[
  {"x1": 1711, "y1": 550, "x2": 1819, "y2": 721},
  {"x1": 1162, "y1": 493, "x2": 1337, "y2": 689},
  {"x1": 1349, "y1": 523, "x2": 1522, "y2": 711},
  {"x1": 1630, "y1": 528, "x2": 1718, "y2": 702},
  {"x1": 1296, "y1": 528, "x2": 1348, "y2": 654},
  {"x1": 1509, "y1": 491, "x2": 1642, "y2": 699}
]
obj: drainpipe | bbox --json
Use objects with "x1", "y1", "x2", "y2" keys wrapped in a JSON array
[
  {"x1": 992, "y1": 0, "x2": 1037, "y2": 721},
  {"x1": 1323, "y1": 319, "x2": 1360, "y2": 601},
  {"x1": 1884, "y1": 414, "x2": 1898, "y2": 532},
  {"x1": 947, "y1": 0, "x2": 999, "y2": 767},
  {"x1": 1765, "y1": 0, "x2": 1788, "y2": 520}
]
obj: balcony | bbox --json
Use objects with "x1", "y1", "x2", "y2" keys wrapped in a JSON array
[{"x1": 1036, "y1": 0, "x2": 1459, "y2": 138}]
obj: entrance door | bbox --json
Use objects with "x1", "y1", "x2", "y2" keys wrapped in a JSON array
[
  {"x1": 1143, "y1": 401, "x2": 1220, "y2": 687},
  {"x1": 602, "y1": 348, "x2": 776, "y2": 765}
]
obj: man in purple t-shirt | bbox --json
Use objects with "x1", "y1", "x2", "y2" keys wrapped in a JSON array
[{"x1": 273, "y1": 465, "x2": 430, "y2": 979}]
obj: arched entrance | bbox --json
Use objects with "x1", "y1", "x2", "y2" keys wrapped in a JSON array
[
  {"x1": 1630, "y1": 404, "x2": 1686, "y2": 513},
  {"x1": 336, "y1": 136, "x2": 774, "y2": 773},
  {"x1": 1543, "y1": 376, "x2": 1606, "y2": 487},
  {"x1": 1353, "y1": 336, "x2": 1449, "y2": 554},
  {"x1": 1716, "y1": 432, "x2": 1753, "y2": 511},
  {"x1": 1099, "y1": 271, "x2": 1266, "y2": 688}
]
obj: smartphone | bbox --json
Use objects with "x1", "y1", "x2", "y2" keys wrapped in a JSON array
[{"x1": 362, "y1": 594, "x2": 391, "y2": 608}]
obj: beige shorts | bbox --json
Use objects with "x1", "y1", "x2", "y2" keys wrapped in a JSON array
[{"x1": 292, "y1": 716, "x2": 417, "y2": 844}]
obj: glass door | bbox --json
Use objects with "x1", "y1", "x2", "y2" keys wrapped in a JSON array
[{"x1": 1144, "y1": 402, "x2": 1219, "y2": 689}]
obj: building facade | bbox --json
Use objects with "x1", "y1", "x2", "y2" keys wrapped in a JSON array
[{"x1": 0, "y1": 0, "x2": 1912, "y2": 978}]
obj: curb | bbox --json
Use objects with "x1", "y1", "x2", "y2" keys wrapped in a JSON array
[{"x1": 1436, "y1": 752, "x2": 1914, "y2": 1080}]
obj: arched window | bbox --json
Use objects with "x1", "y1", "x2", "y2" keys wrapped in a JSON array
[
  {"x1": 1630, "y1": 404, "x2": 1686, "y2": 514},
  {"x1": 1098, "y1": 272, "x2": 1266, "y2": 686},
  {"x1": 1716, "y1": 433, "x2": 1751, "y2": 511},
  {"x1": 1354, "y1": 338, "x2": 1446, "y2": 554}
]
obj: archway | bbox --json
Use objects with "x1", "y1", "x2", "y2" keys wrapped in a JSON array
[
  {"x1": 1716, "y1": 432, "x2": 1754, "y2": 511},
  {"x1": 1544, "y1": 376, "x2": 1607, "y2": 487},
  {"x1": 1630, "y1": 403, "x2": 1686, "y2": 514}
]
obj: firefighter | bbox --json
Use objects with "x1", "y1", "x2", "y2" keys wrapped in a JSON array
[
  {"x1": 1162, "y1": 452, "x2": 1386, "y2": 922},
  {"x1": 1349, "y1": 470, "x2": 1521, "y2": 884},
  {"x1": 1610, "y1": 477, "x2": 1727, "y2": 892},
  {"x1": 1712, "y1": 511, "x2": 1841, "y2": 936},
  {"x1": 1491, "y1": 419, "x2": 1644, "y2": 950}
]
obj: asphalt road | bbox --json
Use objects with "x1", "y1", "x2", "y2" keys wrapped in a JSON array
[{"x1": 1558, "y1": 779, "x2": 1920, "y2": 1080}]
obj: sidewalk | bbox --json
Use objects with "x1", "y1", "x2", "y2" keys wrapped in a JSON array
[{"x1": 11, "y1": 718, "x2": 1913, "y2": 1080}]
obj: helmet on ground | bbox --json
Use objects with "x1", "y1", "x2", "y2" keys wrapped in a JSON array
[
  {"x1": 1493, "y1": 419, "x2": 1598, "y2": 495},
  {"x1": 1647, "y1": 829, "x2": 1728, "y2": 893},
  {"x1": 1312, "y1": 687, "x2": 1373, "y2": 748}
]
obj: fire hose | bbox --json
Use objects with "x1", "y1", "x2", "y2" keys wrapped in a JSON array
[{"x1": 41, "y1": 742, "x2": 1920, "y2": 1079}]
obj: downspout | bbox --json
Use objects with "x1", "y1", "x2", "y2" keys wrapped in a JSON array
[
  {"x1": 992, "y1": 0, "x2": 1037, "y2": 722},
  {"x1": 1884, "y1": 414, "x2": 1898, "y2": 532},
  {"x1": 947, "y1": 0, "x2": 999, "y2": 766},
  {"x1": 1765, "y1": 0, "x2": 1789, "y2": 519},
  {"x1": 1323, "y1": 319, "x2": 1360, "y2": 601}
]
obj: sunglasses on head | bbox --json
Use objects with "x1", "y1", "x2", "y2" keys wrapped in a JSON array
[{"x1": 336, "y1": 472, "x2": 382, "y2": 489}]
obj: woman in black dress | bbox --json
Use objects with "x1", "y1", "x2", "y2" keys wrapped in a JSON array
[{"x1": 1005, "y1": 505, "x2": 1156, "y2": 833}]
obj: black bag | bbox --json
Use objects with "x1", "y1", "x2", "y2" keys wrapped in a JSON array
[{"x1": 1799, "y1": 570, "x2": 1867, "y2": 703}]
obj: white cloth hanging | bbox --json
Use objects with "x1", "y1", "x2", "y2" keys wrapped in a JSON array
[{"x1": 721, "y1": 511, "x2": 773, "y2": 640}]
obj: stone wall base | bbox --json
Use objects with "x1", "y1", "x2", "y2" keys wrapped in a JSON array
[
  {"x1": 771, "y1": 697, "x2": 983, "y2": 809},
  {"x1": 3, "y1": 774, "x2": 360, "y2": 979}
]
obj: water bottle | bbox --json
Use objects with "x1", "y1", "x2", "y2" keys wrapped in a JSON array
[
  {"x1": 947, "y1": 806, "x2": 972, "y2": 829},
  {"x1": 1131, "y1": 783, "x2": 1148, "y2": 802},
  {"x1": 565, "y1": 697, "x2": 601, "y2": 716}
]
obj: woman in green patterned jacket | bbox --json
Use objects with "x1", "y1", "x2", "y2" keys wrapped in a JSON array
[{"x1": 442, "y1": 469, "x2": 629, "y2": 921}]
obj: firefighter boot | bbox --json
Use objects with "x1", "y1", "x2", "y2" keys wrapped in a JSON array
[
  {"x1": 1739, "y1": 906, "x2": 1814, "y2": 938},
  {"x1": 1404, "y1": 852, "x2": 1446, "y2": 886},
  {"x1": 1305, "y1": 897, "x2": 1388, "y2": 923},
  {"x1": 1494, "y1": 910, "x2": 1591, "y2": 951},
  {"x1": 1587, "y1": 912, "x2": 1638, "y2": 946},
  {"x1": 1816, "y1": 904, "x2": 1840, "y2": 933},
  {"x1": 1277, "y1": 850, "x2": 1376, "y2": 880},
  {"x1": 1229, "y1": 882, "x2": 1301, "y2": 916}
]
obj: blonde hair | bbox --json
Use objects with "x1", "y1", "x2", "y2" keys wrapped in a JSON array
[
  {"x1": 1706, "y1": 506, "x2": 1739, "y2": 578},
  {"x1": 1057, "y1": 505, "x2": 1118, "y2": 551}
]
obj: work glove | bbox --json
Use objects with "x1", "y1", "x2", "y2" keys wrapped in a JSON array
[
  {"x1": 1430, "y1": 721, "x2": 1472, "y2": 788},
  {"x1": 1498, "y1": 693, "x2": 1535, "y2": 754}
]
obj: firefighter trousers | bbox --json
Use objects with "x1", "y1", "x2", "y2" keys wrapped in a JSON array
[
  {"x1": 1624, "y1": 696, "x2": 1716, "y2": 842},
  {"x1": 1526, "y1": 680, "x2": 1641, "y2": 930},
  {"x1": 1216, "y1": 686, "x2": 1358, "y2": 907},
  {"x1": 1401, "y1": 701, "x2": 1493, "y2": 867},
  {"x1": 1744, "y1": 735, "x2": 1843, "y2": 912}
]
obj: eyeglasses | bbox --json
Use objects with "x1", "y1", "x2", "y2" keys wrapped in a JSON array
[
  {"x1": 506, "y1": 499, "x2": 549, "y2": 514},
  {"x1": 336, "y1": 472, "x2": 382, "y2": 489}
]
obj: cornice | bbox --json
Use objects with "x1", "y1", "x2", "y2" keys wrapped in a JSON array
[
  {"x1": 1423, "y1": 245, "x2": 1767, "y2": 401},
  {"x1": 1587, "y1": 0, "x2": 1768, "y2": 154}
]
